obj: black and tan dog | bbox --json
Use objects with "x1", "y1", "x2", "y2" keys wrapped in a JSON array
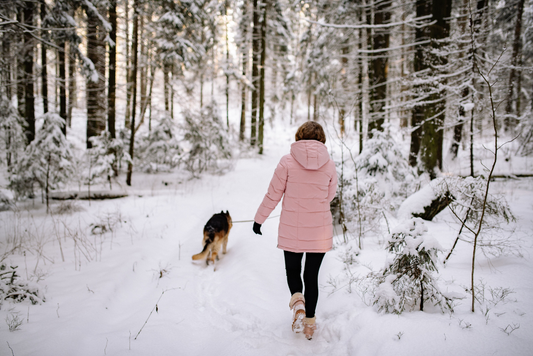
[{"x1": 192, "y1": 211, "x2": 232, "y2": 265}]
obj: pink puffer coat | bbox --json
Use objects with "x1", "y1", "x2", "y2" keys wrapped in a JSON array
[{"x1": 254, "y1": 140, "x2": 338, "y2": 253}]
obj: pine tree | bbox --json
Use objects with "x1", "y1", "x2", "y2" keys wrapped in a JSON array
[
  {"x1": 86, "y1": 131, "x2": 125, "y2": 191},
  {"x1": 373, "y1": 218, "x2": 452, "y2": 314},
  {"x1": 11, "y1": 113, "x2": 74, "y2": 212}
]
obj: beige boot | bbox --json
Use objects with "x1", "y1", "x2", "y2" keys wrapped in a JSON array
[
  {"x1": 303, "y1": 317, "x2": 317, "y2": 340},
  {"x1": 289, "y1": 293, "x2": 305, "y2": 333}
]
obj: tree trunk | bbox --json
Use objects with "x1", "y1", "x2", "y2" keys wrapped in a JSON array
[
  {"x1": 368, "y1": 0, "x2": 390, "y2": 136},
  {"x1": 67, "y1": 41, "x2": 76, "y2": 128},
  {"x1": 239, "y1": 4, "x2": 248, "y2": 142},
  {"x1": 250, "y1": 0, "x2": 260, "y2": 146},
  {"x1": 409, "y1": 0, "x2": 452, "y2": 178},
  {"x1": 258, "y1": 0, "x2": 268, "y2": 154},
  {"x1": 504, "y1": 0, "x2": 525, "y2": 131},
  {"x1": 225, "y1": 0, "x2": 230, "y2": 129},
  {"x1": 40, "y1": 0, "x2": 48, "y2": 114},
  {"x1": 170, "y1": 65, "x2": 174, "y2": 119},
  {"x1": 411, "y1": 191, "x2": 454, "y2": 221},
  {"x1": 140, "y1": 13, "x2": 148, "y2": 122},
  {"x1": 58, "y1": 42, "x2": 67, "y2": 136},
  {"x1": 16, "y1": 11, "x2": 24, "y2": 122},
  {"x1": 108, "y1": 0, "x2": 117, "y2": 138},
  {"x1": 86, "y1": 10, "x2": 106, "y2": 148},
  {"x1": 126, "y1": 2, "x2": 139, "y2": 186},
  {"x1": 339, "y1": 42, "x2": 349, "y2": 137},
  {"x1": 409, "y1": 1, "x2": 427, "y2": 168},
  {"x1": 23, "y1": 2, "x2": 36, "y2": 144},
  {"x1": 164, "y1": 63, "x2": 170, "y2": 113},
  {"x1": 125, "y1": 0, "x2": 131, "y2": 128}
]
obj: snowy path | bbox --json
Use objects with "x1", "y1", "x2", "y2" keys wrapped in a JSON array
[{"x1": 2, "y1": 124, "x2": 533, "y2": 355}]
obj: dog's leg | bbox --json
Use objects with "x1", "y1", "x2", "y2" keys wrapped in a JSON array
[
  {"x1": 209, "y1": 235, "x2": 224, "y2": 265},
  {"x1": 222, "y1": 234, "x2": 228, "y2": 254}
]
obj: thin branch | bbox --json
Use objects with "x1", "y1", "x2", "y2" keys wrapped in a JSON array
[{"x1": 307, "y1": 14, "x2": 434, "y2": 30}]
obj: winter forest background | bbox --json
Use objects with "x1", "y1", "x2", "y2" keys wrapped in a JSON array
[{"x1": 1, "y1": 0, "x2": 533, "y2": 355}]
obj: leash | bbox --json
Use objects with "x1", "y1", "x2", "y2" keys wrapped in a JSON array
[{"x1": 232, "y1": 215, "x2": 280, "y2": 224}]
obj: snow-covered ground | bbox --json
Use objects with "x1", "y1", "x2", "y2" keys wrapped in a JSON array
[{"x1": 1, "y1": 120, "x2": 533, "y2": 356}]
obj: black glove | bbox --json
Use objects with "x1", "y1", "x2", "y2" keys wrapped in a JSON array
[{"x1": 253, "y1": 222, "x2": 262, "y2": 235}]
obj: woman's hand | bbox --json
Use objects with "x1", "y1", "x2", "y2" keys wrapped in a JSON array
[{"x1": 253, "y1": 222, "x2": 262, "y2": 235}]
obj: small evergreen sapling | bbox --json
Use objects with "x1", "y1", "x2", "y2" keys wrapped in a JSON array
[
  {"x1": 0, "y1": 95, "x2": 26, "y2": 171},
  {"x1": 0, "y1": 264, "x2": 45, "y2": 306},
  {"x1": 136, "y1": 115, "x2": 181, "y2": 173},
  {"x1": 373, "y1": 218, "x2": 453, "y2": 314},
  {"x1": 86, "y1": 131, "x2": 127, "y2": 191},
  {"x1": 10, "y1": 113, "x2": 74, "y2": 211},
  {"x1": 180, "y1": 103, "x2": 232, "y2": 177}
]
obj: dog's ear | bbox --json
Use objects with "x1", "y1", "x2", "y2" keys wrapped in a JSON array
[
  {"x1": 220, "y1": 210, "x2": 224, "y2": 214},
  {"x1": 225, "y1": 210, "x2": 229, "y2": 215}
]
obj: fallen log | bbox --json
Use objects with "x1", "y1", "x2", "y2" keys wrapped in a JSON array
[{"x1": 51, "y1": 191, "x2": 128, "y2": 201}]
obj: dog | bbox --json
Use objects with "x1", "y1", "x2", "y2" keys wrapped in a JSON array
[{"x1": 192, "y1": 211, "x2": 232, "y2": 265}]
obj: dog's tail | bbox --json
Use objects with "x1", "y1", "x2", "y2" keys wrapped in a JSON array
[{"x1": 192, "y1": 229, "x2": 215, "y2": 261}]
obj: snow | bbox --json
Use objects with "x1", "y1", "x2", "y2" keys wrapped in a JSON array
[
  {"x1": 397, "y1": 178, "x2": 442, "y2": 219},
  {"x1": 1, "y1": 122, "x2": 533, "y2": 356}
]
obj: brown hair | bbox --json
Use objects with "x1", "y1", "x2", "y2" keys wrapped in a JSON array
[{"x1": 295, "y1": 121, "x2": 326, "y2": 144}]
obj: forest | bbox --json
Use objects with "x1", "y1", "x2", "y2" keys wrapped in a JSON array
[
  {"x1": 0, "y1": 0, "x2": 531, "y2": 188},
  {"x1": 1, "y1": 1, "x2": 533, "y2": 354}
]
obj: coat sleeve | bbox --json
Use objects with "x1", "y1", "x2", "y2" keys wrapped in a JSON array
[
  {"x1": 326, "y1": 160, "x2": 338, "y2": 203},
  {"x1": 254, "y1": 158, "x2": 288, "y2": 224}
]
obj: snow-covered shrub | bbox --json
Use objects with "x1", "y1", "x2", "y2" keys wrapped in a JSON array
[
  {"x1": 0, "y1": 189, "x2": 14, "y2": 211},
  {"x1": 354, "y1": 129, "x2": 417, "y2": 204},
  {"x1": 85, "y1": 131, "x2": 127, "y2": 190},
  {"x1": 372, "y1": 218, "x2": 452, "y2": 314},
  {"x1": 437, "y1": 176, "x2": 518, "y2": 258},
  {"x1": 340, "y1": 175, "x2": 386, "y2": 243},
  {"x1": 179, "y1": 102, "x2": 233, "y2": 177},
  {"x1": 516, "y1": 110, "x2": 533, "y2": 156},
  {"x1": 9, "y1": 113, "x2": 75, "y2": 210},
  {"x1": 136, "y1": 115, "x2": 181, "y2": 173},
  {"x1": 0, "y1": 264, "x2": 45, "y2": 306},
  {"x1": 335, "y1": 128, "x2": 418, "y2": 245},
  {"x1": 0, "y1": 95, "x2": 26, "y2": 170},
  {"x1": 443, "y1": 176, "x2": 515, "y2": 226}
]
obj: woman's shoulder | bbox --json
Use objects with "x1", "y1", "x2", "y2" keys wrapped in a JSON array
[{"x1": 279, "y1": 153, "x2": 293, "y2": 165}]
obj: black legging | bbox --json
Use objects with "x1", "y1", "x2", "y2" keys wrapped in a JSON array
[{"x1": 283, "y1": 251, "x2": 325, "y2": 318}]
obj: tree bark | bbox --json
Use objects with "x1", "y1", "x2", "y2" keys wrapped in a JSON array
[
  {"x1": 258, "y1": 0, "x2": 268, "y2": 154},
  {"x1": 58, "y1": 42, "x2": 67, "y2": 135},
  {"x1": 67, "y1": 41, "x2": 76, "y2": 128},
  {"x1": 239, "y1": 1, "x2": 248, "y2": 142},
  {"x1": 225, "y1": 0, "x2": 230, "y2": 129},
  {"x1": 23, "y1": 2, "x2": 36, "y2": 144},
  {"x1": 86, "y1": 10, "x2": 106, "y2": 148},
  {"x1": 411, "y1": 191, "x2": 454, "y2": 221},
  {"x1": 368, "y1": 0, "x2": 390, "y2": 136},
  {"x1": 40, "y1": 0, "x2": 48, "y2": 114},
  {"x1": 125, "y1": 0, "x2": 131, "y2": 128},
  {"x1": 127, "y1": 1, "x2": 139, "y2": 186},
  {"x1": 250, "y1": 0, "x2": 260, "y2": 146},
  {"x1": 164, "y1": 63, "x2": 170, "y2": 113},
  {"x1": 108, "y1": 0, "x2": 117, "y2": 138},
  {"x1": 409, "y1": 0, "x2": 452, "y2": 178},
  {"x1": 504, "y1": 0, "x2": 525, "y2": 130}
]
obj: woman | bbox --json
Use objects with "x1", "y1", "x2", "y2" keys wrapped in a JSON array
[{"x1": 253, "y1": 121, "x2": 338, "y2": 340}]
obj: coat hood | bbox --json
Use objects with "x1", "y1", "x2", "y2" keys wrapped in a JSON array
[{"x1": 290, "y1": 140, "x2": 330, "y2": 170}]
